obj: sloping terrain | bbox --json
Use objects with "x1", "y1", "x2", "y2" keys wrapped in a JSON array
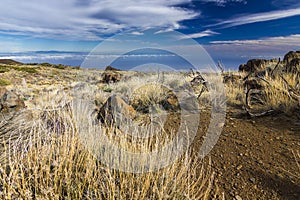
[{"x1": 0, "y1": 60, "x2": 299, "y2": 199}]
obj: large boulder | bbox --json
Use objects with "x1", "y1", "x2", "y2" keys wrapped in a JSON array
[
  {"x1": 239, "y1": 59, "x2": 267, "y2": 73},
  {"x1": 238, "y1": 64, "x2": 249, "y2": 72},
  {"x1": 0, "y1": 88, "x2": 25, "y2": 113},
  {"x1": 101, "y1": 71, "x2": 122, "y2": 84},
  {"x1": 97, "y1": 95, "x2": 136, "y2": 126}
]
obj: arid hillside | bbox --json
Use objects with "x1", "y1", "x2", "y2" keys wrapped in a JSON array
[{"x1": 0, "y1": 51, "x2": 299, "y2": 199}]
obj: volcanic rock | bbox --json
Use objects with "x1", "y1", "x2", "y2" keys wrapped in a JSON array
[
  {"x1": 283, "y1": 51, "x2": 300, "y2": 63},
  {"x1": 105, "y1": 66, "x2": 121, "y2": 71},
  {"x1": 101, "y1": 71, "x2": 122, "y2": 84},
  {"x1": 97, "y1": 95, "x2": 136, "y2": 126},
  {"x1": 0, "y1": 88, "x2": 25, "y2": 113},
  {"x1": 239, "y1": 58, "x2": 278, "y2": 73}
]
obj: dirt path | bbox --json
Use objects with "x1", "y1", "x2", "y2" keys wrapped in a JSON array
[{"x1": 202, "y1": 108, "x2": 300, "y2": 199}]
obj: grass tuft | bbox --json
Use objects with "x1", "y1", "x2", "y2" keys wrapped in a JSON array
[
  {"x1": 0, "y1": 95, "x2": 217, "y2": 199},
  {"x1": 0, "y1": 78, "x2": 11, "y2": 86}
]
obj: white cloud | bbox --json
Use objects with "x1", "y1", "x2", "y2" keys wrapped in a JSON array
[
  {"x1": 130, "y1": 31, "x2": 144, "y2": 36},
  {"x1": 0, "y1": 0, "x2": 198, "y2": 41},
  {"x1": 201, "y1": 0, "x2": 247, "y2": 6},
  {"x1": 208, "y1": 7, "x2": 300, "y2": 27},
  {"x1": 180, "y1": 29, "x2": 219, "y2": 39},
  {"x1": 210, "y1": 34, "x2": 300, "y2": 46},
  {"x1": 206, "y1": 34, "x2": 300, "y2": 62}
]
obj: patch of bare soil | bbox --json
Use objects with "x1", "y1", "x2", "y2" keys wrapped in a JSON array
[{"x1": 189, "y1": 107, "x2": 300, "y2": 199}]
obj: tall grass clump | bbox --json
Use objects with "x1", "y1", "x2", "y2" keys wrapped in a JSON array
[
  {"x1": 0, "y1": 93, "x2": 217, "y2": 199},
  {"x1": 263, "y1": 73, "x2": 299, "y2": 113}
]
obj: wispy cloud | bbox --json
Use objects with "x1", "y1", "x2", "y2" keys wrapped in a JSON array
[
  {"x1": 0, "y1": 0, "x2": 198, "y2": 41},
  {"x1": 210, "y1": 34, "x2": 300, "y2": 46},
  {"x1": 208, "y1": 7, "x2": 300, "y2": 27},
  {"x1": 130, "y1": 31, "x2": 144, "y2": 36},
  {"x1": 201, "y1": 0, "x2": 247, "y2": 6},
  {"x1": 179, "y1": 29, "x2": 219, "y2": 39}
]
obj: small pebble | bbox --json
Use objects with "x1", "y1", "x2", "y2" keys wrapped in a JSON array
[
  {"x1": 237, "y1": 165, "x2": 243, "y2": 170},
  {"x1": 250, "y1": 177, "x2": 256, "y2": 183}
]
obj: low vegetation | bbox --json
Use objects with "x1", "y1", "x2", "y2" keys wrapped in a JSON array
[
  {"x1": 0, "y1": 64, "x2": 38, "y2": 74},
  {"x1": 0, "y1": 54, "x2": 299, "y2": 199},
  {"x1": 0, "y1": 78, "x2": 11, "y2": 86},
  {"x1": 0, "y1": 99, "x2": 217, "y2": 199}
]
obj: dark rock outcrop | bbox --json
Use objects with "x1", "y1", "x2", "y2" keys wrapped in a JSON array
[
  {"x1": 105, "y1": 66, "x2": 121, "y2": 71},
  {"x1": 239, "y1": 58, "x2": 278, "y2": 73},
  {"x1": 101, "y1": 70, "x2": 122, "y2": 84},
  {"x1": 283, "y1": 51, "x2": 300, "y2": 63},
  {"x1": 280, "y1": 51, "x2": 300, "y2": 73},
  {"x1": 239, "y1": 59, "x2": 266, "y2": 72}
]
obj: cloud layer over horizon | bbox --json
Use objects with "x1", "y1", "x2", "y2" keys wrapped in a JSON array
[
  {"x1": 0, "y1": 0, "x2": 197, "y2": 40},
  {"x1": 0, "y1": 0, "x2": 299, "y2": 69}
]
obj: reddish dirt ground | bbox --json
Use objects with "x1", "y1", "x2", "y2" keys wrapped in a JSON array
[{"x1": 193, "y1": 107, "x2": 300, "y2": 199}]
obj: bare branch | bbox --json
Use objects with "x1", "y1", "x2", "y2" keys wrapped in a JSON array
[
  {"x1": 217, "y1": 61, "x2": 224, "y2": 73},
  {"x1": 244, "y1": 106, "x2": 274, "y2": 117},
  {"x1": 270, "y1": 58, "x2": 281, "y2": 78}
]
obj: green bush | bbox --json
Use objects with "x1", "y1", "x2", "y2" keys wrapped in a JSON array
[
  {"x1": 0, "y1": 65, "x2": 10, "y2": 73},
  {"x1": 26, "y1": 63, "x2": 39, "y2": 65},
  {"x1": 0, "y1": 78, "x2": 11, "y2": 86},
  {"x1": 53, "y1": 64, "x2": 66, "y2": 70},
  {"x1": 103, "y1": 85, "x2": 113, "y2": 92},
  {"x1": 41, "y1": 62, "x2": 52, "y2": 67},
  {"x1": 15, "y1": 67, "x2": 38, "y2": 73}
]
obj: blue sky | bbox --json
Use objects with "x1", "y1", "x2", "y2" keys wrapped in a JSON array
[{"x1": 0, "y1": 0, "x2": 300, "y2": 69}]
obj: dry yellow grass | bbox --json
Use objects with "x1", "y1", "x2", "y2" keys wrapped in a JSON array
[
  {"x1": 0, "y1": 95, "x2": 217, "y2": 199},
  {"x1": 263, "y1": 73, "x2": 299, "y2": 113},
  {"x1": 224, "y1": 71, "x2": 299, "y2": 114}
]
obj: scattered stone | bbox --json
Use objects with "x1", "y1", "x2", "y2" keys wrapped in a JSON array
[
  {"x1": 276, "y1": 173, "x2": 284, "y2": 179},
  {"x1": 236, "y1": 165, "x2": 243, "y2": 170},
  {"x1": 235, "y1": 195, "x2": 243, "y2": 200},
  {"x1": 250, "y1": 177, "x2": 256, "y2": 183}
]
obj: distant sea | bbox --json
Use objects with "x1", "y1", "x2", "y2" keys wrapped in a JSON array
[{"x1": 0, "y1": 51, "x2": 246, "y2": 71}]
